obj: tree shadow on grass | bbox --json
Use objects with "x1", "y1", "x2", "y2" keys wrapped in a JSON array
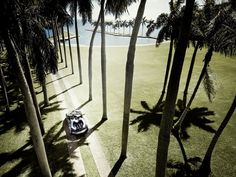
[
  {"x1": 0, "y1": 121, "x2": 77, "y2": 177},
  {"x1": 40, "y1": 101, "x2": 65, "y2": 115},
  {"x1": 130, "y1": 100, "x2": 216, "y2": 139},
  {"x1": 0, "y1": 104, "x2": 28, "y2": 135},
  {"x1": 38, "y1": 83, "x2": 80, "y2": 108},
  {"x1": 167, "y1": 157, "x2": 215, "y2": 177}
]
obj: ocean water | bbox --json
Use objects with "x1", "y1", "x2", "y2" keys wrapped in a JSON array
[{"x1": 46, "y1": 20, "x2": 158, "y2": 47}]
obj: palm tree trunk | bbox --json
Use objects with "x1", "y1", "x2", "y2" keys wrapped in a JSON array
[
  {"x1": 61, "y1": 26, "x2": 66, "y2": 64},
  {"x1": 74, "y1": 1, "x2": 82, "y2": 84},
  {"x1": 155, "y1": 0, "x2": 195, "y2": 176},
  {"x1": 173, "y1": 46, "x2": 213, "y2": 131},
  {"x1": 65, "y1": 23, "x2": 71, "y2": 68},
  {"x1": 0, "y1": 65, "x2": 10, "y2": 112},
  {"x1": 42, "y1": 78, "x2": 49, "y2": 107},
  {"x1": 101, "y1": 0, "x2": 107, "y2": 120},
  {"x1": 4, "y1": 35, "x2": 51, "y2": 177},
  {"x1": 52, "y1": 21, "x2": 58, "y2": 59},
  {"x1": 22, "y1": 55, "x2": 45, "y2": 135},
  {"x1": 153, "y1": 36, "x2": 174, "y2": 112},
  {"x1": 66, "y1": 23, "x2": 74, "y2": 74},
  {"x1": 198, "y1": 96, "x2": 236, "y2": 177},
  {"x1": 55, "y1": 19, "x2": 63, "y2": 63},
  {"x1": 183, "y1": 41, "x2": 200, "y2": 106},
  {"x1": 88, "y1": 11, "x2": 101, "y2": 101},
  {"x1": 121, "y1": 0, "x2": 147, "y2": 158}
]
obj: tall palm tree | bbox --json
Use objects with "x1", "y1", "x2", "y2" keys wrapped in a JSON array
[
  {"x1": 198, "y1": 96, "x2": 236, "y2": 177},
  {"x1": 66, "y1": 22, "x2": 74, "y2": 74},
  {"x1": 68, "y1": 0, "x2": 92, "y2": 84},
  {"x1": 88, "y1": 10, "x2": 101, "y2": 101},
  {"x1": 141, "y1": 16, "x2": 147, "y2": 36},
  {"x1": 100, "y1": 0, "x2": 108, "y2": 120},
  {"x1": 120, "y1": 0, "x2": 147, "y2": 158},
  {"x1": 6, "y1": 35, "x2": 52, "y2": 177},
  {"x1": 146, "y1": 0, "x2": 182, "y2": 112},
  {"x1": 0, "y1": 0, "x2": 53, "y2": 175},
  {"x1": 155, "y1": 0, "x2": 196, "y2": 176}
]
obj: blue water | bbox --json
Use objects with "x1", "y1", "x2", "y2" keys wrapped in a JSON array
[{"x1": 46, "y1": 20, "x2": 158, "y2": 46}]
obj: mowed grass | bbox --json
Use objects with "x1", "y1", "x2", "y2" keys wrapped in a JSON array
[{"x1": 0, "y1": 43, "x2": 235, "y2": 177}]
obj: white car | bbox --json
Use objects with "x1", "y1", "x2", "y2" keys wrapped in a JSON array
[{"x1": 66, "y1": 110, "x2": 88, "y2": 135}]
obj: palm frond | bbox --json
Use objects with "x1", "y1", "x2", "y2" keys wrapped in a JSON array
[{"x1": 203, "y1": 66, "x2": 216, "y2": 102}]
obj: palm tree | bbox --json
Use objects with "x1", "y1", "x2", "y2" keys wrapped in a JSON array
[
  {"x1": 0, "y1": 1, "x2": 52, "y2": 174},
  {"x1": 121, "y1": 0, "x2": 147, "y2": 158},
  {"x1": 5, "y1": 35, "x2": 52, "y2": 177},
  {"x1": 88, "y1": 11, "x2": 101, "y2": 101},
  {"x1": 141, "y1": 16, "x2": 147, "y2": 36},
  {"x1": 100, "y1": 0, "x2": 108, "y2": 120},
  {"x1": 146, "y1": 0, "x2": 182, "y2": 112},
  {"x1": 155, "y1": 0, "x2": 196, "y2": 176},
  {"x1": 66, "y1": 22, "x2": 74, "y2": 74},
  {"x1": 198, "y1": 96, "x2": 236, "y2": 177},
  {"x1": 68, "y1": 0, "x2": 92, "y2": 84},
  {"x1": 128, "y1": 19, "x2": 134, "y2": 35},
  {"x1": 173, "y1": 2, "x2": 236, "y2": 139}
]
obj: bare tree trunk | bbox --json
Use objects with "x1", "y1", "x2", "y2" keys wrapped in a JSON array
[
  {"x1": 61, "y1": 26, "x2": 66, "y2": 64},
  {"x1": 198, "y1": 96, "x2": 236, "y2": 177},
  {"x1": 55, "y1": 20, "x2": 63, "y2": 63},
  {"x1": 183, "y1": 42, "x2": 200, "y2": 106},
  {"x1": 173, "y1": 47, "x2": 213, "y2": 131},
  {"x1": 42, "y1": 78, "x2": 49, "y2": 107},
  {"x1": 66, "y1": 23, "x2": 74, "y2": 74},
  {"x1": 121, "y1": 0, "x2": 147, "y2": 158},
  {"x1": 0, "y1": 64, "x2": 10, "y2": 112},
  {"x1": 153, "y1": 36, "x2": 174, "y2": 112},
  {"x1": 100, "y1": 0, "x2": 107, "y2": 120},
  {"x1": 4, "y1": 35, "x2": 51, "y2": 177},
  {"x1": 74, "y1": 1, "x2": 82, "y2": 84},
  {"x1": 88, "y1": 12, "x2": 101, "y2": 100},
  {"x1": 52, "y1": 20, "x2": 58, "y2": 59},
  {"x1": 23, "y1": 56, "x2": 45, "y2": 135},
  {"x1": 156, "y1": 0, "x2": 195, "y2": 176}
]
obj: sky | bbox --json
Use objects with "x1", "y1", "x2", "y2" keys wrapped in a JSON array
[
  {"x1": 92, "y1": 0, "x2": 170, "y2": 21},
  {"x1": 91, "y1": 0, "x2": 227, "y2": 22}
]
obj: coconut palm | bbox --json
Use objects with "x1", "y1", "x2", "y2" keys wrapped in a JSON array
[
  {"x1": 128, "y1": 19, "x2": 134, "y2": 35},
  {"x1": 155, "y1": 0, "x2": 196, "y2": 176},
  {"x1": 146, "y1": 0, "x2": 183, "y2": 112},
  {"x1": 198, "y1": 96, "x2": 236, "y2": 177},
  {"x1": 88, "y1": 11, "x2": 101, "y2": 101},
  {"x1": 0, "y1": 0, "x2": 52, "y2": 175},
  {"x1": 68, "y1": 0, "x2": 92, "y2": 84},
  {"x1": 172, "y1": 3, "x2": 236, "y2": 174},
  {"x1": 141, "y1": 16, "x2": 147, "y2": 36},
  {"x1": 121, "y1": 0, "x2": 147, "y2": 158}
]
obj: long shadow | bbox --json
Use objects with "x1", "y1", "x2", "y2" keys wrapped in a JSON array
[
  {"x1": 77, "y1": 99, "x2": 91, "y2": 110},
  {"x1": 107, "y1": 155, "x2": 126, "y2": 177},
  {"x1": 0, "y1": 104, "x2": 27, "y2": 135},
  {"x1": 39, "y1": 83, "x2": 80, "y2": 107},
  {"x1": 46, "y1": 73, "x2": 73, "y2": 86},
  {"x1": 0, "y1": 120, "x2": 77, "y2": 177},
  {"x1": 41, "y1": 102, "x2": 65, "y2": 115},
  {"x1": 167, "y1": 157, "x2": 203, "y2": 177},
  {"x1": 63, "y1": 118, "x2": 107, "y2": 154}
]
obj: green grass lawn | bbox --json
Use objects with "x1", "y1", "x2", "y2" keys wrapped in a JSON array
[{"x1": 0, "y1": 43, "x2": 235, "y2": 177}]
